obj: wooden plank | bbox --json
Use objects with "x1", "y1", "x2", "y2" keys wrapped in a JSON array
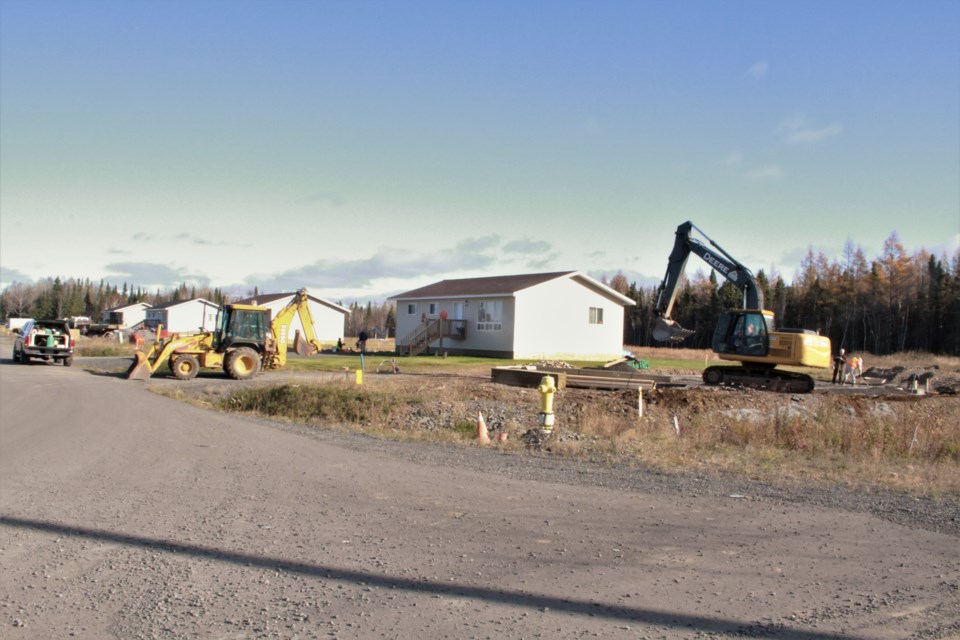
[
  {"x1": 492, "y1": 366, "x2": 664, "y2": 390},
  {"x1": 564, "y1": 374, "x2": 657, "y2": 391},
  {"x1": 537, "y1": 366, "x2": 674, "y2": 384},
  {"x1": 491, "y1": 367, "x2": 568, "y2": 389}
]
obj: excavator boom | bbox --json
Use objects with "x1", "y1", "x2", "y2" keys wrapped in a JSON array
[{"x1": 654, "y1": 221, "x2": 764, "y2": 341}]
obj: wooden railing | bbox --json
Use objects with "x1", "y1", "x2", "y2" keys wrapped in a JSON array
[{"x1": 401, "y1": 319, "x2": 468, "y2": 356}]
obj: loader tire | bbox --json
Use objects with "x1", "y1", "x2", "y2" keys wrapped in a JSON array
[
  {"x1": 225, "y1": 347, "x2": 261, "y2": 380},
  {"x1": 171, "y1": 355, "x2": 200, "y2": 380}
]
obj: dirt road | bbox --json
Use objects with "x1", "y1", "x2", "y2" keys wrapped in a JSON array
[{"x1": 1, "y1": 360, "x2": 958, "y2": 639}]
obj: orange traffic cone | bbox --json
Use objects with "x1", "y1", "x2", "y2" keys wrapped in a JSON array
[{"x1": 476, "y1": 411, "x2": 491, "y2": 445}]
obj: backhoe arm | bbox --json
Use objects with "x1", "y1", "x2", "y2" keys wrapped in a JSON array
[{"x1": 262, "y1": 289, "x2": 325, "y2": 370}]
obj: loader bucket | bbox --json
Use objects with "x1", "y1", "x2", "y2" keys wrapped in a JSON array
[
  {"x1": 652, "y1": 317, "x2": 695, "y2": 343},
  {"x1": 126, "y1": 352, "x2": 154, "y2": 380}
]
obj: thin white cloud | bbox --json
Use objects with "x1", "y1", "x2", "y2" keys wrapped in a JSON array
[
  {"x1": 105, "y1": 262, "x2": 210, "y2": 289},
  {"x1": 525, "y1": 253, "x2": 560, "y2": 270},
  {"x1": 723, "y1": 152, "x2": 744, "y2": 167},
  {"x1": 301, "y1": 191, "x2": 345, "y2": 207},
  {"x1": 780, "y1": 115, "x2": 843, "y2": 144},
  {"x1": 246, "y1": 236, "x2": 504, "y2": 292},
  {"x1": 504, "y1": 238, "x2": 552, "y2": 254},
  {"x1": 745, "y1": 165, "x2": 783, "y2": 180},
  {"x1": 747, "y1": 61, "x2": 769, "y2": 79},
  {"x1": 0, "y1": 265, "x2": 33, "y2": 287},
  {"x1": 130, "y1": 232, "x2": 249, "y2": 248},
  {"x1": 588, "y1": 269, "x2": 660, "y2": 288}
]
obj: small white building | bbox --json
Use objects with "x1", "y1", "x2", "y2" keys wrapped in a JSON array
[
  {"x1": 145, "y1": 298, "x2": 220, "y2": 334},
  {"x1": 234, "y1": 290, "x2": 349, "y2": 345},
  {"x1": 391, "y1": 271, "x2": 635, "y2": 360},
  {"x1": 6, "y1": 318, "x2": 33, "y2": 331},
  {"x1": 102, "y1": 302, "x2": 150, "y2": 329}
]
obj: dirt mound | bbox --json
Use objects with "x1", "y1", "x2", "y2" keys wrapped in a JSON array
[{"x1": 862, "y1": 364, "x2": 960, "y2": 395}]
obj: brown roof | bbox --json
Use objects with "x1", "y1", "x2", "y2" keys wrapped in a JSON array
[{"x1": 391, "y1": 272, "x2": 576, "y2": 300}]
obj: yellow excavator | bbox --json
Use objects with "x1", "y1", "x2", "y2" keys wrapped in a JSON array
[
  {"x1": 653, "y1": 221, "x2": 831, "y2": 393},
  {"x1": 128, "y1": 289, "x2": 324, "y2": 381}
]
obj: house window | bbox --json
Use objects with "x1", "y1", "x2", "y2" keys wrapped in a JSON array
[
  {"x1": 428, "y1": 303, "x2": 437, "y2": 315},
  {"x1": 407, "y1": 303, "x2": 416, "y2": 315},
  {"x1": 477, "y1": 300, "x2": 503, "y2": 331},
  {"x1": 589, "y1": 307, "x2": 604, "y2": 325}
]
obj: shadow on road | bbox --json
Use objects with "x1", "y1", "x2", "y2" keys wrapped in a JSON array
[{"x1": 1, "y1": 514, "x2": 864, "y2": 640}]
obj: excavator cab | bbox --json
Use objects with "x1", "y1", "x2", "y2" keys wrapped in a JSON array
[{"x1": 712, "y1": 310, "x2": 771, "y2": 358}]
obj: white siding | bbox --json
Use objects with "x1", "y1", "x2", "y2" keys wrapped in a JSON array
[
  {"x1": 463, "y1": 297, "x2": 514, "y2": 354},
  {"x1": 394, "y1": 297, "x2": 514, "y2": 354},
  {"x1": 513, "y1": 278, "x2": 625, "y2": 360},
  {"x1": 162, "y1": 301, "x2": 219, "y2": 333},
  {"x1": 261, "y1": 297, "x2": 345, "y2": 344},
  {"x1": 104, "y1": 304, "x2": 149, "y2": 327},
  {"x1": 394, "y1": 302, "x2": 421, "y2": 345}
]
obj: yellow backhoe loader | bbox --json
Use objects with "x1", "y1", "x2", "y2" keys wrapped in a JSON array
[{"x1": 128, "y1": 289, "x2": 324, "y2": 381}]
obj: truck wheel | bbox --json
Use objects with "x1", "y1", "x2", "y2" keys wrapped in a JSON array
[
  {"x1": 171, "y1": 355, "x2": 200, "y2": 380},
  {"x1": 63, "y1": 355, "x2": 73, "y2": 367},
  {"x1": 225, "y1": 347, "x2": 261, "y2": 380}
]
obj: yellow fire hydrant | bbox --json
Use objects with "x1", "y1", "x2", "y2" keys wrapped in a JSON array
[{"x1": 538, "y1": 375, "x2": 557, "y2": 434}]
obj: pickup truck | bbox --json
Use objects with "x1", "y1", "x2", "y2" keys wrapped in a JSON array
[{"x1": 13, "y1": 319, "x2": 75, "y2": 366}]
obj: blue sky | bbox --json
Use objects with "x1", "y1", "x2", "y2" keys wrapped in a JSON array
[{"x1": 2, "y1": 0, "x2": 958, "y2": 300}]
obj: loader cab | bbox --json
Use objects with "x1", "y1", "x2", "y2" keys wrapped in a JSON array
[
  {"x1": 215, "y1": 304, "x2": 270, "y2": 351},
  {"x1": 712, "y1": 309, "x2": 771, "y2": 358}
]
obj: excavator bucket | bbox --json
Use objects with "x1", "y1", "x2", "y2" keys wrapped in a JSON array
[
  {"x1": 126, "y1": 351, "x2": 155, "y2": 380},
  {"x1": 652, "y1": 317, "x2": 696, "y2": 343}
]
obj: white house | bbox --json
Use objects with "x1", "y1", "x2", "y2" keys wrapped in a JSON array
[
  {"x1": 390, "y1": 271, "x2": 635, "y2": 360},
  {"x1": 145, "y1": 298, "x2": 220, "y2": 334},
  {"x1": 234, "y1": 290, "x2": 349, "y2": 345},
  {"x1": 102, "y1": 302, "x2": 150, "y2": 329}
]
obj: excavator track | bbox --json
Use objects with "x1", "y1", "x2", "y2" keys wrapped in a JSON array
[{"x1": 703, "y1": 365, "x2": 816, "y2": 393}]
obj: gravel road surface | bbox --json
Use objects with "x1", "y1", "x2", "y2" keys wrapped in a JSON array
[{"x1": 1, "y1": 358, "x2": 958, "y2": 639}]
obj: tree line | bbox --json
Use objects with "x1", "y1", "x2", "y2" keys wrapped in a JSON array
[
  {"x1": 0, "y1": 277, "x2": 399, "y2": 339},
  {"x1": 0, "y1": 278, "x2": 232, "y2": 325},
  {"x1": 3, "y1": 232, "x2": 958, "y2": 354},
  {"x1": 611, "y1": 233, "x2": 960, "y2": 356}
]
